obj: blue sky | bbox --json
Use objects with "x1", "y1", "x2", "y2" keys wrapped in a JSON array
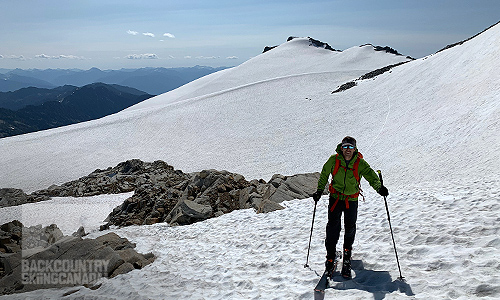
[{"x1": 1, "y1": 0, "x2": 499, "y2": 70}]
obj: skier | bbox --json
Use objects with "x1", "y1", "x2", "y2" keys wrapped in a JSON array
[{"x1": 312, "y1": 136, "x2": 388, "y2": 279}]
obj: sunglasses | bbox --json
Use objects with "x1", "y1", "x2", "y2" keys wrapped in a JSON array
[{"x1": 342, "y1": 145, "x2": 355, "y2": 149}]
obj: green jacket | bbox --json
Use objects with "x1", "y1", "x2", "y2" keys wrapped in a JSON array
[{"x1": 317, "y1": 143, "x2": 381, "y2": 201}]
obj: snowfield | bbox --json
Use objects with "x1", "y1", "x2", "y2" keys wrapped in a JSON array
[
  {"x1": 1, "y1": 184, "x2": 499, "y2": 299},
  {"x1": 1, "y1": 23, "x2": 500, "y2": 299}
]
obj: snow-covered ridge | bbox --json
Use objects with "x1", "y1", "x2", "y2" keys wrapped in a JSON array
[{"x1": 125, "y1": 37, "x2": 411, "y2": 112}]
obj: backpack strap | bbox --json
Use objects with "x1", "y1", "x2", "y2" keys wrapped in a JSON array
[
  {"x1": 352, "y1": 157, "x2": 360, "y2": 183},
  {"x1": 332, "y1": 154, "x2": 341, "y2": 176},
  {"x1": 328, "y1": 153, "x2": 364, "y2": 211},
  {"x1": 331, "y1": 153, "x2": 361, "y2": 183}
]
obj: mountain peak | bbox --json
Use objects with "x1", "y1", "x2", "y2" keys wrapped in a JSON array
[
  {"x1": 264, "y1": 36, "x2": 340, "y2": 53},
  {"x1": 359, "y1": 44, "x2": 415, "y2": 60},
  {"x1": 264, "y1": 36, "x2": 411, "y2": 58}
]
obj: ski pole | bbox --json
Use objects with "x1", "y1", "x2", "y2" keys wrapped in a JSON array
[
  {"x1": 377, "y1": 170, "x2": 405, "y2": 281},
  {"x1": 304, "y1": 199, "x2": 318, "y2": 269}
]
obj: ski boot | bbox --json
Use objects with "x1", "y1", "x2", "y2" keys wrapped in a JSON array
[
  {"x1": 325, "y1": 250, "x2": 342, "y2": 278},
  {"x1": 325, "y1": 257, "x2": 335, "y2": 278},
  {"x1": 341, "y1": 248, "x2": 352, "y2": 279}
]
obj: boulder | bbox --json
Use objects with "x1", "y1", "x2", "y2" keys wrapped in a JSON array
[
  {"x1": 95, "y1": 232, "x2": 136, "y2": 251},
  {"x1": 167, "y1": 200, "x2": 213, "y2": 225},
  {"x1": 72, "y1": 226, "x2": 86, "y2": 237},
  {"x1": 0, "y1": 220, "x2": 23, "y2": 253},
  {"x1": 21, "y1": 223, "x2": 64, "y2": 250},
  {"x1": 110, "y1": 262, "x2": 135, "y2": 278},
  {"x1": 117, "y1": 248, "x2": 149, "y2": 269},
  {"x1": 0, "y1": 221, "x2": 155, "y2": 296},
  {"x1": 257, "y1": 200, "x2": 285, "y2": 213},
  {"x1": 268, "y1": 173, "x2": 320, "y2": 203},
  {"x1": 0, "y1": 189, "x2": 28, "y2": 208}
]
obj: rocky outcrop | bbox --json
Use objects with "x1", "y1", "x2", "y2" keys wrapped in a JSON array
[
  {"x1": 263, "y1": 45, "x2": 278, "y2": 53},
  {"x1": 1, "y1": 160, "x2": 186, "y2": 208},
  {"x1": 285, "y1": 36, "x2": 340, "y2": 52},
  {"x1": 0, "y1": 188, "x2": 48, "y2": 208},
  {"x1": 307, "y1": 37, "x2": 340, "y2": 52},
  {"x1": 2, "y1": 159, "x2": 321, "y2": 228},
  {"x1": 31, "y1": 159, "x2": 188, "y2": 198},
  {"x1": 331, "y1": 81, "x2": 357, "y2": 93},
  {"x1": 105, "y1": 169, "x2": 251, "y2": 227},
  {"x1": 0, "y1": 221, "x2": 154, "y2": 295},
  {"x1": 104, "y1": 166, "x2": 320, "y2": 228},
  {"x1": 332, "y1": 61, "x2": 410, "y2": 93}
]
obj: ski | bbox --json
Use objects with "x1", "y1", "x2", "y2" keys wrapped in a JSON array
[
  {"x1": 313, "y1": 251, "x2": 342, "y2": 300},
  {"x1": 314, "y1": 272, "x2": 329, "y2": 300}
]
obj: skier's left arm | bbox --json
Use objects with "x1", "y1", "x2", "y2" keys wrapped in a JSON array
[{"x1": 359, "y1": 159, "x2": 382, "y2": 193}]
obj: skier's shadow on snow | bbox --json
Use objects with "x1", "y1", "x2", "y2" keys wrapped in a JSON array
[{"x1": 328, "y1": 260, "x2": 414, "y2": 300}]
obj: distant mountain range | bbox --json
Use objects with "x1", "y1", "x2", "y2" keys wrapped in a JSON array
[
  {"x1": 0, "y1": 66, "x2": 228, "y2": 95},
  {"x1": 0, "y1": 83, "x2": 154, "y2": 138}
]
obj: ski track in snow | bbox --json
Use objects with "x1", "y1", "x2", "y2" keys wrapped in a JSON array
[{"x1": 2, "y1": 181, "x2": 498, "y2": 300}]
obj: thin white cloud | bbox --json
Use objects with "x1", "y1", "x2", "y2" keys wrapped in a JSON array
[
  {"x1": 142, "y1": 32, "x2": 155, "y2": 38},
  {"x1": 35, "y1": 54, "x2": 85, "y2": 60},
  {"x1": 195, "y1": 56, "x2": 219, "y2": 59},
  {"x1": 184, "y1": 56, "x2": 192, "y2": 59},
  {"x1": 6, "y1": 55, "x2": 26, "y2": 60},
  {"x1": 125, "y1": 53, "x2": 159, "y2": 59},
  {"x1": 163, "y1": 33, "x2": 175, "y2": 38},
  {"x1": 226, "y1": 56, "x2": 239, "y2": 59},
  {"x1": 58, "y1": 55, "x2": 85, "y2": 60},
  {"x1": 0, "y1": 55, "x2": 3, "y2": 59},
  {"x1": 35, "y1": 54, "x2": 52, "y2": 59},
  {"x1": 127, "y1": 30, "x2": 139, "y2": 35}
]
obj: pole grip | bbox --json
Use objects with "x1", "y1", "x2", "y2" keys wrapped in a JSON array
[{"x1": 377, "y1": 170, "x2": 384, "y2": 185}]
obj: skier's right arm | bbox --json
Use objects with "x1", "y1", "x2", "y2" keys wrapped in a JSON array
[{"x1": 317, "y1": 156, "x2": 336, "y2": 192}]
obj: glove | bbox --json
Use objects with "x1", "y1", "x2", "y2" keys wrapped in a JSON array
[
  {"x1": 312, "y1": 190, "x2": 323, "y2": 203},
  {"x1": 378, "y1": 185, "x2": 389, "y2": 197}
]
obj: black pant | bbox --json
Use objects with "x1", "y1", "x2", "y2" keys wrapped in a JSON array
[{"x1": 325, "y1": 196, "x2": 358, "y2": 259}]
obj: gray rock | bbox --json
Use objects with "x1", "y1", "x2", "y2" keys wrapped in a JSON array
[
  {"x1": 0, "y1": 221, "x2": 155, "y2": 296},
  {"x1": 168, "y1": 200, "x2": 213, "y2": 225},
  {"x1": 268, "y1": 173, "x2": 320, "y2": 203},
  {"x1": 117, "y1": 248, "x2": 149, "y2": 269},
  {"x1": 110, "y1": 262, "x2": 135, "y2": 278},
  {"x1": 0, "y1": 188, "x2": 28, "y2": 208},
  {"x1": 21, "y1": 224, "x2": 64, "y2": 250},
  {"x1": 72, "y1": 226, "x2": 86, "y2": 237},
  {"x1": 238, "y1": 187, "x2": 250, "y2": 208},
  {"x1": 257, "y1": 200, "x2": 285, "y2": 213},
  {"x1": 95, "y1": 232, "x2": 136, "y2": 251}
]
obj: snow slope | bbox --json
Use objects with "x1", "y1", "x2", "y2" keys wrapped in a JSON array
[
  {"x1": 1, "y1": 24, "x2": 500, "y2": 300},
  {"x1": 1, "y1": 185, "x2": 498, "y2": 299},
  {"x1": 1, "y1": 28, "x2": 498, "y2": 192},
  {"x1": 0, "y1": 38, "x2": 410, "y2": 192}
]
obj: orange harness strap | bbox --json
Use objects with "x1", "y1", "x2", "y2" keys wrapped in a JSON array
[{"x1": 329, "y1": 189, "x2": 359, "y2": 212}]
